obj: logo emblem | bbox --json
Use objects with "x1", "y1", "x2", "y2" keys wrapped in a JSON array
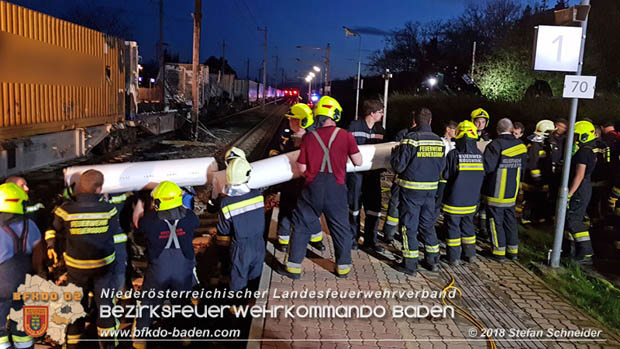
[{"x1": 23, "y1": 305, "x2": 48, "y2": 337}]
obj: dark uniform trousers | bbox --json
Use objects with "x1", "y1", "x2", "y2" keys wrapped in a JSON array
[
  {"x1": 0, "y1": 222, "x2": 34, "y2": 349},
  {"x1": 566, "y1": 184, "x2": 594, "y2": 258},
  {"x1": 399, "y1": 189, "x2": 439, "y2": 271},
  {"x1": 230, "y1": 238, "x2": 265, "y2": 290},
  {"x1": 136, "y1": 228, "x2": 195, "y2": 333},
  {"x1": 66, "y1": 264, "x2": 117, "y2": 347},
  {"x1": 382, "y1": 180, "x2": 400, "y2": 241},
  {"x1": 444, "y1": 213, "x2": 476, "y2": 262},
  {"x1": 287, "y1": 173, "x2": 353, "y2": 276},
  {"x1": 277, "y1": 178, "x2": 323, "y2": 246},
  {"x1": 347, "y1": 170, "x2": 382, "y2": 247},
  {"x1": 487, "y1": 205, "x2": 519, "y2": 258}
]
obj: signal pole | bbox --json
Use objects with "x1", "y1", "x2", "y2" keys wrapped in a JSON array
[
  {"x1": 258, "y1": 27, "x2": 267, "y2": 109},
  {"x1": 191, "y1": 0, "x2": 202, "y2": 140}
]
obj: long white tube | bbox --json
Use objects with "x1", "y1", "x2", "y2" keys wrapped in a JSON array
[
  {"x1": 64, "y1": 157, "x2": 218, "y2": 193},
  {"x1": 210, "y1": 142, "x2": 397, "y2": 195}
]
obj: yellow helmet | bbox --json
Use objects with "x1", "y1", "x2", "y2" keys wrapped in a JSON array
[
  {"x1": 313, "y1": 96, "x2": 342, "y2": 122},
  {"x1": 471, "y1": 108, "x2": 490, "y2": 122},
  {"x1": 151, "y1": 181, "x2": 183, "y2": 211},
  {"x1": 224, "y1": 147, "x2": 246, "y2": 164},
  {"x1": 574, "y1": 120, "x2": 596, "y2": 144},
  {"x1": 0, "y1": 183, "x2": 28, "y2": 214},
  {"x1": 455, "y1": 120, "x2": 479, "y2": 140},
  {"x1": 226, "y1": 158, "x2": 252, "y2": 185},
  {"x1": 534, "y1": 120, "x2": 556, "y2": 136},
  {"x1": 286, "y1": 103, "x2": 312, "y2": 120}
]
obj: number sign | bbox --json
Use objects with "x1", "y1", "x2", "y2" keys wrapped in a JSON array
[
  {"x1": 533, "y1": 26, "x2": 582, "y2": 72},
  {"x1": 563, "y1": 75, "x2": 596, "y2": 99}
]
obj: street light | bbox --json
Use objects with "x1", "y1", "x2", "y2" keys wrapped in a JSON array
[
  {"x1": 344, "y1": 26, "x2": 362, "y2": 119},
  {"x1": 308, "y1": 72, "x2": 316, "y2": 78},
  {"x1": 313, "y1": 66, "x2": 321, "y2": 72},
  {"x1": 296, "y1": 44, "x2": 331, "y2": 95},
  {"x1": 428, "y1": 78, "x2": 437, "y2": 87}
]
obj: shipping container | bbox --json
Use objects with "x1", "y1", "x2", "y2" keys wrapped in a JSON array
[
  {"x1": 0, "y1": 1, "x2": 126, "y2": 140},
  {"x1": 163, "y1": 63, "x2": 208, "y2": 107}
]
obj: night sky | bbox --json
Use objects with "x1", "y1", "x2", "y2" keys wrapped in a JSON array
[{"x1": 11, "y1": 0, "x2": 580, "y2": 84}]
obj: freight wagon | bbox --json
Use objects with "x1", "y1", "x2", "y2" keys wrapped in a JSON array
[{"x1": 0, "y1": 1, "x2": 140, "y2": 177}]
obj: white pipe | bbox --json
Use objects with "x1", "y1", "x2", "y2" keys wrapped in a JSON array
[
  {"x1": 64, "y1": 157, "x2": 218, "y2": 193},
  {"x1": 210, "y1": 142, "x2": 397, "y2": 195}
]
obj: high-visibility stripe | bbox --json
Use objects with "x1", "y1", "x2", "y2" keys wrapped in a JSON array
[
  {"x1": 286, "y1": 260, "x2": 302, "y2": 274},
  {"x1": 462, "y1": 236, "x2": 476, "y2": 244},
  {"x1": 310, "y1": 232, "x2": 323, "y2": 242},
  {"x1": 402, "y1": 250, "x2": 419, "y2": 258},
  {"x1": 113, "y1": 233, "x2": 128, "y2": 244},
  {"x1": 109, "y1": 193, "x2": 128, "y2": 204},
  {"x1": 538, "y1": 150, "x2": 547, "y2": 157},
  {"x1": 442, "y1": 204, "x2": 477, "y2": 215},
  {"x1": 425, "y1": 244, "x2": 440, "y2": 253},
  {"x1": 612, "y1": 186, "x2": 620, "y2": 197},
  {"x1": 69, "y1": 226, "x2": 109, "y2": 235},
  {"x1": 25, "y1": 203, "x2": 44, "y2": 213},
  {"x1": 63, "y1": 252, "x2": 115, "y2": 269},
  {"x1": 493, "y1": 249, "x2": 506, "y2": 256},
  {"x1": 498, "y1": 169, "x2": 507, "y2": 201},
  {"x1": 401, "y1": 226, "x2": 418, "y2": 258},
  {"x1": 0, "y1": 336, "x2": 9, "y2": 345},
  {"x1": 490, "y1": 218, "x2": 499, "y2": 248},
  {"x1": 397, "y1": 178, "x2": 438, "y2": 190},
  {"x1": 54, "y1": 207, "x2": 117, "y2": 221},
  {"x1": 386, "y1": 215, "x2": 399, "y2": 225},
  {"x1": 337, "y1": 264, "x2": 352, "y2": 275},
  {"x1": 278, "y1": 237, "x2": 290, "y2": 245},
  {"x1": 530, "y1": 169, "x2": 541, "y2": 177},
  {"x1": 215, "y1": 235, "x2": 231, "y2": 246},
  {"x1": 221, "y1": 195, "x2": 264, "y2": 219},
  {"x1": 573, "y1": 231, "x2": 590, "y2": 242},
  {"x1": 507, "y1": 245, "x2": 518, "y2": 254},
  {"x1": 485, "y1": 196, "x2": 517, "y2": 207},
  {"x1": 400, "y1": 139, "x2": 445, "y2": 147},
  {"x1": 70, "y1": 219, "x2": 109, "y2": 228},
  {"x1": 501, "y1": 144, "x2": 527, "y2": 157},
  {"x1": 351, "y1": 131, "x2": 383, "y2": 140},
  {"x1": 447, "y1": 238, "x2": 461, "y2": 247},
  {"x1": 12, "y1": 335, "x2": 33, "y2": 344},
  {"x1": 457, "y1": 163, "x2": 484, "y2": 171},
  {"x1": 44, "y1": 230, "x2": 56, "y2": 240}
]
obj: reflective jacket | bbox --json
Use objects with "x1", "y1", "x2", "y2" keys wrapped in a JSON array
[
  {"x1": 441, "y1": 138, "x2": 485, "y2": 215},
  {"x1": 391, "y1": 125, "x2": 445, "y2": 195},
  {"x1": 591, "y1": 138, "x2": 611, "y2": 183},
  {"x1": 348, "y1": 119, "x2": 385, "y2": 146},
  {"x1": 482, "y1": 134, "x2": 527, "y2": 207},
  {"x1": 216, "y1": 189, "x2": 265, "y2": 245},
  {"x1": 523, "y1": 135, "x2": 550, "y2": 188},
  {"x1": 46, "y1": 194, "x2": 119, "y2": 270}
]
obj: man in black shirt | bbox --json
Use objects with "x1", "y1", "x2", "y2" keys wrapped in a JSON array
[{"x1": 565, "y1": 121, "x2": 598, "y2": 264}]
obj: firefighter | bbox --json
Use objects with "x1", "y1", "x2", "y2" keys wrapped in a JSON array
[
  {"x1": 0, "y1": 183, "x2": 43, "y2": 349},
  {"x1": 471, "y1": 108, "x2": 491, "y2": 142},
  {"x1": 391, "y1": 108, "x2": 445, "y2": 275},
  {"x1": 435, "y1": 120, "x2": 457, "y2": 221},
  {"x1": 134, "y1": 180, "x2": 199, "y2": 346},
  {"x1": 215, "y1": 158, "x2": 266, "y2": 290},
  {"x1": 441, "y1": 121, "x2": 485, "y2": 265},
  {"x1": 45, "y1": 170, "x2": 120, "y2": 347},
  {"x1": 565, "y1": 121, "x2": 598, "y2": 264},
  {"x1": 272, "y1": 104, "x2": 325, "y2": 252},
  {"x1": 106, "y1": 192, "x2": 132, "y2": 292},
  {"x1": 588, "y1": 128, "x2": 611, "y2": 227},
  {"x1": 346, "y1": 99, "x2": 386, "y2": 252},
  {"x1": 547, "y1": 118, "x2": 569, "y2": 210},
  {"x1": 471, "y1": 108, "x2": 491, "y2": 239},
  {"x1": 5, "y1": 177, "x2": 45, "y2": 227},
  {"x1": 482, "y1": 118, "x2": 527, "y2": 262},
  {"x1": 382, "y1": 112, "x2": 417, "y2": 244},
  {"x1": 521, "y1": 120, "x2": 555, "y2": 225},
  {"x1": 282, "y1": 96, "x2": 363, "y2": 279}
]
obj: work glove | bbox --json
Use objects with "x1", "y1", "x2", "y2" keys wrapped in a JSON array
[{"x1": 47, "y1": 248, "x2": 58, "y2": 264}]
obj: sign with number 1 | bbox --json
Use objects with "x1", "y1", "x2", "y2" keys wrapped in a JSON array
[{"x1": 533, "y1": 25, "x2": 582, "y2": 72}]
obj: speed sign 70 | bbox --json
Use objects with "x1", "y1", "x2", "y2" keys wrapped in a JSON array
[{"x1": 563, "y1": 75, "x2": 596, "y2": 99}]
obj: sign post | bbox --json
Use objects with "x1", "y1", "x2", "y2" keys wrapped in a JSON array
[{"x1": 535, "y1": 0, "x2": 592, "y2": 268}]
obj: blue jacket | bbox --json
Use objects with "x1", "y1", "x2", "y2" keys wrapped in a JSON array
[
  {"x1": 0, "y1": 216, "x2": 41, "y2": 265},
  {"x1": 391, "y1": 125, "x2": 445, "y2": 194},
  {"x1": 216, "y1": 189, "x2": 265, "y2": 243},
  {"x1": 348, "y1": 119, "x2": 385, "y2": 145},
  {"x1": 138, "y1": 208, "x2": 199, "y2": 263},
  {"x1": 482, "y1": 134, "x2": 527, "y2": 207},
  {"x1": 441, "y1": 138, "x2": 485, "y2": 215}
]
